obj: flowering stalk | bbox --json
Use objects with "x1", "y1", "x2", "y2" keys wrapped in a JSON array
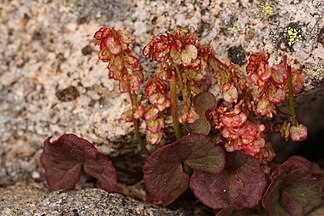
[
  {"x1": 286, "y1": 64, "x2": 297, "y2": 126},
  {"x1": 174, "y1": 65, "x2": 190, "y2": 125},
  {"x1": 93, "y1": 27, "x2": 149, "y2": 154},
  {"x1": 129, "y1": 92, "x2": 149, "y2": 154},
  {"x1": 95, "y1": 26, "x2": 307, "y2": 161},
  {"x1": 170, "y1": 73, "x2": 182, "y2": 139}
]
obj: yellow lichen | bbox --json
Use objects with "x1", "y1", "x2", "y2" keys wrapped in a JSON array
[
  {"x1": 227, "y1": 25, "x2": 238, "y2": 33},
  {"x1": 63, "y1": 0, "x2": 80, "y2": 15},
  {"x1": 250, "y1": 0, "x2": 275, "y2": 17},
  {"x1": 283, "y1": 27, "x2": 303, "y2": 46},
  {"x1": 252, "y1": 8, "x2": 258, "y2": 16},
  {"x1": 305, "y1": 65, "x2": 324, "y2": 79},
  {"x1": 260, "y1": 0, "x2": 274, "y2": 16}
]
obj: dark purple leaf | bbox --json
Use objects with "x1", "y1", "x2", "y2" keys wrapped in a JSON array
[
  {"x1": 262, "y1": 156, "x2": 324, "y2": 216},
  {"x1": 186, "y1": 92, "x2": 217, "y2": 135},
  {"x1": 215, "y1": 208, "x2": 259, "y2": 216},
  {"x1": 181, "y1": 134, "x2": 225, "y2": 173},
  {"x1": 308, "y1": 205, "x2": 324, "y2": 216},
  {"x1": 186, "y1": 116, "x2": 211, "y2": 135},
  {"x1": 192, "y1": 91, "x2": 217, "y2": 114},
  {"x1": 84, "y1": 153, "x2": 117, "y2": 192},
  {"x1": 190, "y1": 152, "x2": 266, "y2": 209},
  {"x1": 143, "y1": 134, "x2": 225, "y2": 205},
  {"x1": 143, "y1": 142, "x2": 190, "y2": 205},
  {"x1": 40, "y1": 134, "x2": 117, "y2": 192}
]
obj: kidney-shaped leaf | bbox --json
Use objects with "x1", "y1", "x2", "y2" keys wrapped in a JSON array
[
  {"x1": 308, "y1": 205, "x2": 324, "y2": 216},
  {"x1": 262, "y1": 156, "x2": 324, "y2": 216},
  {"x1": 192, "y1": 91, "x2": 217, "y2": 114},
  {"x1": 186, "y1": 92, "x2": 217, "y2": 135},
  {"x1": 215, "y1": 208, "x2": 259, "y2": 216},
  {"x1": 190, "y1": 152, "x2": 266, "y2": 209},
  {"x1": 143, "y1": 134, "x2": 225, "y2": 205},
  {"x1": 40, "y1": 134, "x2": 117, "y2": 192},
  {"x1": 143, "y1": 142, "x2": 190, "y2": 205},
  {"x1": 84, "y1": 153, "x2": 117, "y2": 192},
  {"x1": 186, "y1": 116, "x2": 211, "y2": 135},
  {"x1": 181, "y1": 134, "x2": 225, "y2": 173}
]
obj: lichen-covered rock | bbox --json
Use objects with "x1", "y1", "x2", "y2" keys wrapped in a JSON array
[{"x1": 0, "y1": 182, "x2": 186, "y2": 216}]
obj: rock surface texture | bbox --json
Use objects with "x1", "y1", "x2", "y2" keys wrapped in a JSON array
[
  {"x1": 0, "y1": 0, "x2": 323, "y2": 215},
  {"x1": 0, "y1": 182, "x2": 186, "y2": 215}
]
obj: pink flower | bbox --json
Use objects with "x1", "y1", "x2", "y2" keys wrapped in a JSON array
[
  {"x1": 223, "y1": 83, "x2": 238, "y2": 104},
  {"x1": 133, "y1": 105, "x2": 145, "y2": 119},
  {"x1": 146, "y1": 130, "x2": 163, "y2": 145},
  {"x1": 267, "y1": 84, "x2": 286, "y2": 104},
  {"x1": 290, "y1": 124, "x2": 307, "y2": 141},
  {"x1": 94, "y1": 27, "x2": 143, "y2": 93},
  {"x1": 256, "y1": 96, "x2": 277, "y2": 118},
  {"x1": 291, "y1": 69, "x2": 305, "y2": 94}
]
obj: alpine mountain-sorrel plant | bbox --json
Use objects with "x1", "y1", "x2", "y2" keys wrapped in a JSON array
[{"x1": 40, "y1": 26, "x2": 324, "y2": 215}]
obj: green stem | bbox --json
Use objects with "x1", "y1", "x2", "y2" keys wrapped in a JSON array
[
  {"x1": 129, "y1": 92, "x2": 149, "y2": 155},
  {"x1": 174, "y1": 65, "x2": 190, "y2": 125},
  {"x1": 174, "y1": 66, "x2": 185, "y2": 95},
  {"x1": 170, "y1": 73, "x2": 182, "y2": 139},
  {"x1": 285, "y1": 57, "x2": 297, "y2": 126}
]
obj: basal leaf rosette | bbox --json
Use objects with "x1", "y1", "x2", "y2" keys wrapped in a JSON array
[
  {"x1": 40, "y1": 134, "x2": 117, "y2": 192},
  {"x1": 143, "y1": 134, "x2": 225, "y2": 205},
  {"x1": 190, "y1": 152, "x2": 267, "y2": 210},
  {"x1": 262, "y1": 156, "x2": 324, "y2": 216}
]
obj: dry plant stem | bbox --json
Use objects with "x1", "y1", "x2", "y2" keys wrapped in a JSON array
[
  {"x1": 170, "y1": 73, "x2": 182, "y2": 139},
  {"x1": 129, "y1": 91, "x2": 149, "y2": 155},
  {"x1": 284, "y1": 57, "x2": 297, "y2": 126}
]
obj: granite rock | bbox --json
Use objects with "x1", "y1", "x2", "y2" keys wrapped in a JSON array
[
  {"x1": 0, "y1": 0, "x2": 323, "y2": 187},
  {"x1": 0, "y1": 0, "x2": 323, "y2": 214},
  {"x1": 0, "y1": 182, "x2": 186, "y2": 216}
]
